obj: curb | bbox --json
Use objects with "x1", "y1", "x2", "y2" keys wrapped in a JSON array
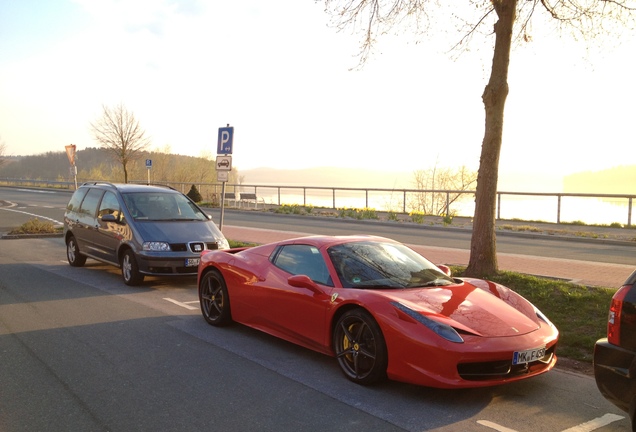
[{"x1": 1, "y1": 233, "x2": 64, "y2": 240}]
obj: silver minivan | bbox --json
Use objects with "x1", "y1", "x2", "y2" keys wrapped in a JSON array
[{"x1": 63, "y1": 182, "x2": 229, "y2": 285}]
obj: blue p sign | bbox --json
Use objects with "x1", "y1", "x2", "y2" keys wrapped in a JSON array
[{"x1": 217, "y1": 126, "x2": 234, "y2": 154}]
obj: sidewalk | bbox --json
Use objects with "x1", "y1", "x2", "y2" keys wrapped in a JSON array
[{"x1": 222, "y1": 225, "x2": 635, "y2": 289}]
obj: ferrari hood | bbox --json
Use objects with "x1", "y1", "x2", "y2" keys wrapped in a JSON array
[{"x1": 388, "y1": 279, "x2": 541, "y2": 337}]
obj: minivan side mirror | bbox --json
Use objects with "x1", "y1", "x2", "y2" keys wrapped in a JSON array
[{"x1": 101, "y1": 214, "x2": 120, "y2": 223}]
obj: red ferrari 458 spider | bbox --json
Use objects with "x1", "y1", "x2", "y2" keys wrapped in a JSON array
[{"x1": 197, "y1": 235, "x2": 559, "y2": 389}]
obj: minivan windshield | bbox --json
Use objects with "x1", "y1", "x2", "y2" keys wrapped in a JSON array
[{"x1": 122, "y1": 192, "x2": 208, "y2": 221}]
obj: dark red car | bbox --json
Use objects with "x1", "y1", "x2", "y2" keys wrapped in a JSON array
[
  {"x1": 197, "y1": 235, "x2": 559, "y2": 388},
  {"x1": 594, "y1": 270, "x2": 636, "y2": 430}
]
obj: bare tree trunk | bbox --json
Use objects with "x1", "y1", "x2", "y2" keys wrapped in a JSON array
[{"x1": 465, "y1": 0, "x2": 517, "y2": 278}]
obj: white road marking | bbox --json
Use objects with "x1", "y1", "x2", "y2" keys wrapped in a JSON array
[
  {"x1": 478, "y1": 413, "x2": 625, "y2": 432},
  {"x1": 0, "y1": 206, "x2": 64, "y2": 225},
  {"x1": 15, "y1": 188, "x2": 57, "y2": 194},
  {"x1": 163, "y1": 298, "x2": 198, "y2": 310},
  {"x1": 561, "y1": 413, "x2": 626, "y2": 432},
  {"x1": 477, "y1": 421, "x2": 518, "y2": 432}
]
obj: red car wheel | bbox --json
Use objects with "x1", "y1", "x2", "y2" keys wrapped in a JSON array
[
  {"x1": 199, "y1": 269, "x2": 232, "y2": 326},
  {"x1": 333, "y1": 309, "x2": 388, "y2": 385}
]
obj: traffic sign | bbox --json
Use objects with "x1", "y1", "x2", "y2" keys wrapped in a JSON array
[
  {"x1": 65, "y1": 144, "x2": 76, "y2": 166},
  {"x1": 217, "y1": 126, "x2": 234, "y2": 154},
  {"x1": 216, "y1": 155, "x2": 232, "y2": 171},
  {"x1": 146, "y1": 159, "x2": 152, "y2": 168}
]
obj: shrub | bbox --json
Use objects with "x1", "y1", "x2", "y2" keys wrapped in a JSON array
[
  {"x1": 187, "y1": 185, "x2": 202, "y2": 203},
  {"x1": 9, "y1": 218, "x2": 59, "y2": 234},
  {"x1": 409, "y1": 210, "x2": 425, "y2": 224}
]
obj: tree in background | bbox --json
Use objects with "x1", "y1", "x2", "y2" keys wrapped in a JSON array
[
  {"x1": 412, "y1": 165, "x2": 477, "y2": 217},
  {"x1": 0, "y1": 137, "x2": 6, "y2": 169},
  {"x1": 322, "y1": 0, "x2": 636, "y2": 277},
  {"x1": 187, "y1": 185, "x2": 203, "y2": 203},
  {"x1": 90, "y1": 104, "x2": 150, "y2": 183}
]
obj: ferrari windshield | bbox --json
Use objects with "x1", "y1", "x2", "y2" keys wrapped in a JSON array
[
  {"x1": 122, "y1": 192, "x2": 208, "y2": 221},
  {"x1": 328, "y1": 240, "x2": 454, "y2": 289}
]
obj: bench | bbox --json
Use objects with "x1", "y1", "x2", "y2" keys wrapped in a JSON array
[
  {"x1": 239, "y1": 193, "x2": 258, "y2": 209},
  {"x1": 223, "y1": 192, "x2": 258, "y2": 208},
  {"x1": 223, "y1": 192, "x2": 237, "y2": 206}
]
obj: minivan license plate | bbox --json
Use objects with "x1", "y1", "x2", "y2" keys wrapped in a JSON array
[
  {"x1": 185, "y1": 258, "x2": 200, "y2": 267},
  {"x1": 513, "y1": 347, "x2": 546, "y2": 364}
]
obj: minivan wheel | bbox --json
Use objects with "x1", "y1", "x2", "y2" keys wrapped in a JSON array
[
  {"x1": 66, "y1": 235, "x2": 87, "y2": 267},
  {"x1": 121, "y1": 249, "x2": 144, "y2": 286}
]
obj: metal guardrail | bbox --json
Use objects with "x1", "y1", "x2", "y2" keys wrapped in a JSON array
[{"x1": 1, "y1": 178, "x2": 634, "y2": 226}]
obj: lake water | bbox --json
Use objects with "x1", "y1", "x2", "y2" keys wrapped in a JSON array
[{"x1": 230, "y1": 187, "x2": 634, "y2": 226}]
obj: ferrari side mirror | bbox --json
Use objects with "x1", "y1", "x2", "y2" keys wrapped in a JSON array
[{"x1": 288, "y1": 274, "x2": 323, "y2": 294}]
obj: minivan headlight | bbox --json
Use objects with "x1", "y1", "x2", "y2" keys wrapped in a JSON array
[
  {"x1": 217, "y1": 237, "x2": 230, "y2": 250},
  {"x1": 143, "y1": 241, "x2": 171, "y2": 251}
]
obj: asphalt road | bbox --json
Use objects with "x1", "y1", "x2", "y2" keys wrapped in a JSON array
[
  {"x1": 209, "y1": 209, "x2": 636, "y2": 266},
  {"x1": 0, "y1": 237, "x2": 629, "y2": 431},
  {"x1": 0, "y1": 186, "x2": 631, "y2": 431},
  {"x1": 1, "y1": 186, "x2": 636, "y2": 266}
]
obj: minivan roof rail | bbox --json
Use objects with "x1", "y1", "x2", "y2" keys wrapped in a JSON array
[
  {"x1": 80, "y1": 181, "x2": 117, "y2": 188},
  {"x1": 79, "y1": 181, "x2": 178, "y2": 192}
]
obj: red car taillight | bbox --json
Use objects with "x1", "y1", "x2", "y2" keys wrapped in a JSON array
[{"x1": 608, "y1": 285, "x2": 630, "y2": 345}]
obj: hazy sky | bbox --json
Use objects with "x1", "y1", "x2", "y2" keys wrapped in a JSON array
[{"x1": 1, "y1": 0, "x2": 634, "y2": 190}]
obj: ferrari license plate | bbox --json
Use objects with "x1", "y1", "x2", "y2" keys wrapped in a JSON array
[
  {"x1": 513, "y1": 346, "x2": 546, "y2": 364},
  {"x1": 185, "y1": 258, "x2": 200, "y2": 267}
]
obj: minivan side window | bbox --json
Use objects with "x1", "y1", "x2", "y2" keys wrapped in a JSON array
[
  {"x1": 98, "y1": 191, "x2": 121, "y2": 220},
  {"x1": 79, "y1": 188, "x2": 104, "y2": 218},
  {"x1": 67, "y1": 188, "x2": 88, "y2": 213}
]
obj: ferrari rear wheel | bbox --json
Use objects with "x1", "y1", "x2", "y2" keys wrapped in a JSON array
[
  {"x1": 333, "y1": 309, "x2": 387, "y2": 385},
  {"x1": 199, "y1": 269, "x2": 232, "y2": 326}
]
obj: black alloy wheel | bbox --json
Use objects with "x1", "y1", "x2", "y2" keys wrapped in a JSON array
[
  {"x1": 333, "y1": 309, "x2": 388, "y2": 385},
  {"x1": 199, "y1": 269, "x2": 232, "y2": 326},
  {"x1": 66, "y1": 235, "x2": 87, "y2": 267}
]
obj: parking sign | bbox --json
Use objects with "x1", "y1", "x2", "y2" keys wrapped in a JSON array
[{"x1": 217, "y1": 126, "x2": 234, "y2": 154}]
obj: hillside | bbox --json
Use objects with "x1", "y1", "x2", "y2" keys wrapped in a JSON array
[
  {"x1": 238, "y1": 167, "x2": 414, "y2": 189},
  {"x1": 1, "y1": 149, "x2": 634, "y2": 194},
  {"x1": 563, "y1": 165, "x2": 636, "y2": 194}
]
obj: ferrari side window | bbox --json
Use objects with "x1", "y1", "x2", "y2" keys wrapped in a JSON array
[{"x1": 273, "y1": 245, "x2": 333, "y2": 286}]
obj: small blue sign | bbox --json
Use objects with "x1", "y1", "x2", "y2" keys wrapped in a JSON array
[
  {"x1": 217, "y1": 127, "x2": 234, "y2": 154},
  {"x1": 145, "y1": 159, "x2": 152, "y2": 168}
]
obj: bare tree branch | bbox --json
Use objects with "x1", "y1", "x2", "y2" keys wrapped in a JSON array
[
  {"x1": 0, "y1": 137, "x2": 7, "y2": 169},
  {"x1": 321, "y1": 0, "x2": 636, "y2": 277},
  {"x1": 90, "y1": 104, "x2": 150, "y2": 183}
]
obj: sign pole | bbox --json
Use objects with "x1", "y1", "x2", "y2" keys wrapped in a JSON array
[
  {"x1": 216, "y1": 124, "x2": 234, "y2": 231},
  {"x1": 145, "y1": 159, "x2": 152, "y2": 185},
  {"x1": 65, "y1": 144, "x2": 78, "y2": 189},
  {"x1": 220, "y1": 181, "x2": 226, "y2": 230}
]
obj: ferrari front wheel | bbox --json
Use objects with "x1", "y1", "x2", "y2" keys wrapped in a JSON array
[
  {"x1": 333, "y1": 309, "x2": 387, "y2": 385},
  {"x1": 199, "y1": 269, "x2": 232, "y2": 326}
]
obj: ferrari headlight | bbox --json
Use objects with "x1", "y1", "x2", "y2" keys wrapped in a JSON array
[
  {"x1": 535, "y1": 307, "x2": 557, "y2": 330},
  {"x1": 143, "y1": 241, "x2": 171, "y2": 251},
  {"x1": 392, "y1": 302, "x2": 464, "y2": 343}
]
